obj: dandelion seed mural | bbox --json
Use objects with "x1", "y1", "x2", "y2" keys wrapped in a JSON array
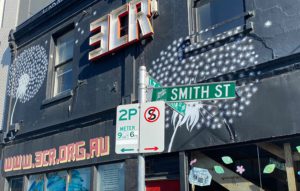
[
  {"x1": 7, "y1": 45, "x2": 48, "y2": 125},
  {"x1": 149, "y1": 26, "x2": 260, "y2": 152}
]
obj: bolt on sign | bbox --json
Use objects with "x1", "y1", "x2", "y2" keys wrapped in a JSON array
[
  {"x1": 89, "y1": 0, "x2": 154, "y2": 61},
  {"x1": 151, "y1": 81, "x2": 236, "y2": 102},
  {"x1": 116, "y1": 101, "x2": 165, "y2": 154},
  {"x1": 148, "y1": 76, "x2": 187, "y2": 116}
]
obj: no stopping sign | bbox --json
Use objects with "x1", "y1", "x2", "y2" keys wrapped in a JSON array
[
  {"x1": 144, "y1": 106, "x2": 160, "y2": 122},
  {"x1": 140, "y1": 101, "x2": 165, "y2": 153}
]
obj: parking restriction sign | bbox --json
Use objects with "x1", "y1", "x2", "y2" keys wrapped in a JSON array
[
  {"x1": 115, "y1": 104, "x2": 140, "y2": 154},
  {"x1": 140, "y1": 101, "x2": 165, "y2": 153}
]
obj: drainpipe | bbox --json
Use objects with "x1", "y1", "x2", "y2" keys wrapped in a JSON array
[{"x1": 3, "y1": 29, "x2": 17, "y2": 142}]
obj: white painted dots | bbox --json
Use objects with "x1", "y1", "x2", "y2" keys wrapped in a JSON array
[
  {"x1": 150, "y1": 29, "x2": 260, "y2": 132},
  {"x1": 7, "y1": 45, "x2": 48, "y2": 103}
]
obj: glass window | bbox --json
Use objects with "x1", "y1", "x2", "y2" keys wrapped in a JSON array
[
  {"x1": 9, "y1": 177, "x2": 23, "y2": 191},
  {"x1": 53, "y1": 30, "x2": 74, "y2": 96},
  {"x1": 28, "y1": 174, "x2": 45, "y2": 191},
  {"x1": 46, "y1": 171, "x2": 68, "y2": 191},
  {"x1": 0, "y1": 0, "x2": 5, "y2": 28},
  {"x1": 189, "y1": 138, "x2": 300, "y2": 190},
  {"x1": 98, "y1": 163, "x2": 125, "y2": 191},
  {"x1": 68, "y1": 168, "x2": 91, "y2": 191},
  {"x1": 191, "y1": 0, "x2": 244, "y2": 39}
]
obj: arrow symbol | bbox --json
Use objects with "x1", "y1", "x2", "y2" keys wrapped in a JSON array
[
  {"x1": 121, "y1": 148, "x2": 134, "y2": 152},
  {"x1": 144, "y1": 146, "x2": 159, "y2": 151}
]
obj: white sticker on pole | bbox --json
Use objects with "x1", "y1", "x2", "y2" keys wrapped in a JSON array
[
  {"x1": 116, "y1": 104, "x2": 140, "y2": 154},
  {"x1": 139, "y1": 101, "x2": 165, "y2": 153}
]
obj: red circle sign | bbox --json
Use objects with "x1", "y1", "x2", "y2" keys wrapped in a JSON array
[{"x1": 144, "y1": 106, "x2": 160, "y2": 122}]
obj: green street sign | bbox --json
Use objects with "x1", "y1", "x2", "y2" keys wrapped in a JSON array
[
  {"x1": 149, "y1": 77, "x2": 186, "y2": 115},
  {"x1": 152, "y1": 81, "x2": 236, "y2": 102}
]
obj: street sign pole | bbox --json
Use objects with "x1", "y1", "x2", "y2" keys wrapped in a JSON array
[{"x1": 138, "y1": 66, "x2": 147, "y2": 191}]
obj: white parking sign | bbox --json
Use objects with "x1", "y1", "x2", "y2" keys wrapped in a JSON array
[
  {"x1": 115, "y1": 104, "x2": 140, "y2": 154},
  {"x1": 140, "y1": 101, "x2": 165, "y2": 153}
]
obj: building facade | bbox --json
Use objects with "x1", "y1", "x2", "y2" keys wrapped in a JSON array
[
  {"x1": 0, "y1": 0, "x2": 55, "y2": 130},
  {"x1": 2, "y1": 0, "x2": 300, "y2": 190},
  {"x1": 0, "y1": 0, "x2": 54, "y2": 189}
]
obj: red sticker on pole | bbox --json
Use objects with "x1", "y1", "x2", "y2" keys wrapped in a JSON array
[{"x1": 144, "y1": 106, "x2": 160, "y2": 123}]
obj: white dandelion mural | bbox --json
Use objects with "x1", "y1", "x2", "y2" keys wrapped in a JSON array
[
  {"x1": 149, "y1": 26, "x2": 260, "y2": 152},
  {"x1": 7, "y1": 45, "x2": 48, "y2": 125}
]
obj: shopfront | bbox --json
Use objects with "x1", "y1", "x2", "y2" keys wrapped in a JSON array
[{"x1": 3, "y1": 0, "x2": 300, "y2": 190}]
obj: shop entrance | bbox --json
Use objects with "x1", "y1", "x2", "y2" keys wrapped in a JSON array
[{"x1": 146, "y1": 180, "x2": 180, "y2": 191}]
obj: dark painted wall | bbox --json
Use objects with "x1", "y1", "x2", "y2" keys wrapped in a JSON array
[
  {"x1": 7, "y1": 0, "x2": 189, "y2": 137},
  {"x1": 4, "y1": 0, "x2": 300, "y2": 177}
]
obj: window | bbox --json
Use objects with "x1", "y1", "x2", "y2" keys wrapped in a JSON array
[
  {"x1": 189, "y1": 0, "x2": 245, "y2": 39},
  {"x1": 0, "y1": 0, "x2": 5, "y2": 27},
  {"x1": 98, "y1": 163, "x2": 125, "y2": 191},
  {"x1": 53, "y1": 29, "x2": 74, "y2": 96},
  {"x1": 27, "y1": 174, "x2": 45, "y2": 191},
  {"x1": 46, "y1": 171, "x2": 67, "y2": 191},
  {"x1": 68, "y1": 168, "x2": 91, "y2": 191},
  {"x1": 9, "y1": 177, "x2": 23, "y2": 191}
]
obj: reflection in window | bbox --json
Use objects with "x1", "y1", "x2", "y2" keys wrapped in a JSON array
[
  {"x1": 28, "y1": 174, "x2": 45, "y2": 191},
  {"x1": 258, "y1": 145, "x2": 288, "y2": 191},
  {"x1": 191, "y1": 145, "x2": 261, "y2": 190},
  {"x1": 53, "y1": 29, "x2": 74, "y2": 96},
  {"x1": 9, "y1": 177, "x2": 23, "y2": 191},
  {"x1": 98, "y1": 163, "x2": 125, "y2": 191},
  {"x1": 68, "y1": 168, "x2": 91, "y2": 191},
  {"x1": 189, "y1": 139, "x2": 300, "y2": 190},
  {"x1": 191, "y1": 0, "x2": 244, "y2": 39},
  {"x1": 46, "y1": 171, "x2": 67, "y2": 191}
]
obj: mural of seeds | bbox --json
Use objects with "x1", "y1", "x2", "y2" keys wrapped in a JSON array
[
  {"x1": 7, "y1": 45, "x2": 48, "y2": 125},
  {"x1": 149, "y1": 26, "x2": 260, "y2": 152}
]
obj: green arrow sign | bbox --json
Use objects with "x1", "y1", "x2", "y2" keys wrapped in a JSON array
[
  {"x1": 149, "y1": 77, "x2": 186, "y2": 115},
  {"x1": 121, "y1": 148, "x2": 134, "y2": 152},
  {"x1": 152, "y1": 81, "x2": 236, "y2": 102}
]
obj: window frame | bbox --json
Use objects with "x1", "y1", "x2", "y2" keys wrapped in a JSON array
[
  {"x1": 8, "y1": 176, "x2": 24, "y2": 191},
  {"x1": 188, "y1": 0, "x2": 246, "y2": 40},
  {"x1": 47, "y1": 25, "x2": 75, "y2": 100},
  {"x1": 97, "y1": 162, "x2": 125, "y2": 191}
]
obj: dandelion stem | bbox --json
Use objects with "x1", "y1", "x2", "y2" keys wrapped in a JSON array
[
  {"x1": 10, "y1": 97, "x2": 19, "y2": 126},
  {"x1": 168, "y1": 124, "x2": 180, "y2": 152}
]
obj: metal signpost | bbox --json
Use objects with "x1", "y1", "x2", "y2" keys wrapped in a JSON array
[
  {"x1": 115, "y1": 66, "x2": 236, "y2": 191},
  {"x1": 139, "y1": 101, "x2": 165, "y2": 153},
  {"x1": 138, "y1": 66, "x2": 147, "y2": 191},
  {"x1": 115, "y1": 104, "x2": 140, "y2": 154},
  {"x1": 115, "y1": 67, "x2": 166, "y2": 191},
  {"x1": 151, "y1": 81, "x2": 236, "y2": 102}
]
